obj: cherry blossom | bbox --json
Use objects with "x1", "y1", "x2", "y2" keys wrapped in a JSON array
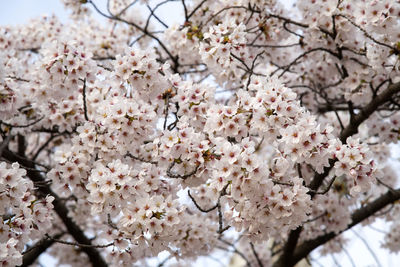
[{"x1": 1, "y1": 0, "x2": 400, "y2": 266}]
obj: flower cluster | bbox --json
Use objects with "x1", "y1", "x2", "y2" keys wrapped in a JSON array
[
  {"x1": 61, "y1": 0, "x2": 91, "y2": 19},
  {"x1": 236, "y1": 239, "x2": 272, "y2": 266},
  {"x1": 113, "y1": 47, "x2": 170, "y2": 102},
  {"x1": 164, "y1": 23, "x2": 203, "y2": 66},
  {"x1": 2, "y1": 0, "x2": 400, "y2": 265},
  {"x1": 225, "y1": 176, "x2": 312, "y2": 241},
  {"x1": 0, "y1": 238, "x2": 22, "y2": 267},
  {"x1": 0, "y1": 162, "x2": 54, "y2": 266},
  {"x1": 333, "y1": 137, "x2": 380, "y2": 195},
  {"x1": 305, "y1": 191, "x2": 354, "y2": 238},
  {"x1": 297, "y1": 0, "x2": 337, "y2": 28},
  {"x1": 25, "y1": 40, "x2": 97, "y2": 132},
  {"x1": 38, "y1": 40, "x2": 96, "y2": 101},
  {"x1": 87, "y1": 160, "x2": 183, "y2": 235},
  {"x1": 199, "y1": 19, "x2": 248, "y2": 85},
  {"x1": 383, "y1": 220, "x2": 400, "y2": 253},
  {"x1": 155, "y1": 122, "x2": 211, "y2": 188},
  {"x1": 366, "y1": 113, "x2": 400, "y2": 144},
  {"x1": 0, "y1": 80, "x2": 16, "y2": 121},
  {"x1": 47, "y1": 242, "x2": 91, "y2": 267},
  {"x1": 170, "y1": 76, "x2": 215, "y2": 131}
]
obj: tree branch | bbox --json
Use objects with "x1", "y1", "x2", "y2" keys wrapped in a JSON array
[
  {"x1": 20, "y1": 232, "x2": 65, "y2": 267},
  {"x1": 88, "y1": 0, "x2": 179, "y2": 72},
  {"x1": 81, "y1": 78, "x2": 89, "y2": 121},
  {"x1": 277, "y1": 81, "x2": 400, "y2": 266},
  {"x1": 288, "y1": 188, "x2": 400, "y2": 266},
  {"x1": 1, "y1": 149, "x2": 108, "y2": 267},
  {"x1": 44, "y1": 234, "x2": 114, "y2": 249}
]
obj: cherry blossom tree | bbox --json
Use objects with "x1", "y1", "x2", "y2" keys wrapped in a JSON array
[{"x1": 1, "y1": 0, "x2": 400, "y2": 266}]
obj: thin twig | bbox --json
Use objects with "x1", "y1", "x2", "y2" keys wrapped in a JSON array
[
  {"x1": 181, "y1": 0, "x2": 188, "y2": 21},
  {"x1": 188, "y1": 190, "x2": 219, "y2": 212},
  {"x1": 166, "y1": 161, "x2": 199, "y2": 179},
  {"x1": 125, "y1": 152, "x2": 157, "y2": 164},
  {"x1": 351, "y1": 229, "x2": 382, "y2": 267},
  {"x1": 276, "y1": 47, "x2": 340, "y2": 78},
  {"x1": 218, "y1": 239, "x2": 252, "y2": 267},
  {"x1": 338, "y1": 14, "x2": 398, "y2": 53},
  {"x1": 82, "y1": 78, "x2": 89, "y2": 121},
  {"x1": 187, "y1": 0, "x2": 208, "y2": 20},
  {"x1": 245, "y1": 51, "x2": 264, "y2": 91},
  {"x1": 250, "y1": 242, "x2": 264, "y2": 267},
  {"x1": 0, "y1": 116, "x2": 44, "y2": 128},
  {"x1": 45, "y1": 234, "x2": 114, "y2": 249},
  {"x1": 32, "y1": 134, "x2": 61, "y2": 161},
  {"x1": 88, "y1": 0, "x2": 179, "y2": 71},
  {"x1": 271, "y1": 179, "x2": 294, "y2": 186},
  {"x1": 145, "y1": 2, "x2": 169, "y2": 30},
  {"x1": 247, "y1": 42, "x2": 301, "y2": 48},
  {"x1": 311, "y1": 176, "x2": 337, "y2": 195},
  {"x1": 338, "y1": 242, "x2": 356, "y2": 267}
]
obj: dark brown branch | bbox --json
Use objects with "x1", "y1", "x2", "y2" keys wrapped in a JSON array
[
  {"x1": 92, "y1": 56, "x2": 116, "y2": 61},
  {"x1": 6, "y1": 76, "x2": 30, "y2": 82},
  {"x1": 277, "y1": 227, "x2": 302, "y2": 267},
  {"x1": 145, "y1": 1, "x2": 170, "y2": 30},
  {"x1": 32, "y1": 134, "x2": 60, "y2": 161},
  {"x1": 82, "y1": 78, "x2": 89, "y2": 121},
  {"x1": 0, "y1": 134, "x2": 12, "y2": 157},
  {"x1": 125, "y1": 152, "x2": 157, "y2": 164},
  {"x1": 203, "y1": 6, "x2": 259, "y2": 27},
  {"x1": 1, "y1": 149, "x2": 108, "y2": 267},
  {"x1": 166, "y1": 161, "x2": 199, "y2": 179},
  {"x1": 337, "y1": 14, "x2": 399, "y2": 54},
  {"x1": 218, "y1": 239, "x2": 252, "y2": 267},
  {"x1": 245, "y1": 3, "x2": 257, "y2": 25},
  {"x1": 317, "y1": 105, "x2": 400, "y2": 113},
  {"x1": 189, "y1": 184, "x2": 229, "y2": 233},
  {"x1": 181, "y1": 0, "x2": 188, "y2": 21},
  {"x1": 163, "y1": 93, "x2": 170, "y2": 130},
  {"x1": 302, "y1": 212, "x2": 327, "y2": 224},
  {"x1": 266, "y1": 13, "x2": 308, "y2": 28},
  {"x1": 17, "y1": 134, "x2": 26, "y2": 157},
  {"x1": 20, "y1": 232, "x2": 65, "y2": 267},
  {"x1": 0, "y1": 116, "x2": 44, "y2": 128},
  {"x1": 245, "y1": 51, "x2": 264, "y2": 90},
  {"x1": 217, "y1": 201, "x2": 230, "y2": 234},
  {"x1": 188, "y1": 190, "x2": 219, "y2": 212},
  {"x1": 247, "y1": 42, "x2": 301, "y2": 48},
  {"x1": 376, "y1": 177, "x2": 397, "y2": 193},
  {"x1": 287, "y1": 188, "x2": 400, "y2": 266},
  {"x1": 339, "y1": 81, "x2": 400, "y2": 142},
  {"x1": 187, "y1": 0, "x2": 208, "y2": 20},
  {"x1": 310, "y1": 81, "x2": 400, "y2": 194},
  {"x1": 129, "y1": 33, "x2": 146, "y2": 46},
  {"x1": 107, "y1": 214, "x2": 118, "y2": 230},
  {"x1": 351, "y1": 229, "x2": 382, "y2": 267},
  {"x1": 311, "y1": 176, "x2": 337, "y2": 195},
  {"x1": 250, "y1": 242, "x2": 264, "y2": 267},
  {"x1": 282, "y1": 21, "x2": 304, "y2": 38},
  {"x1": 276, "y1": 47, "x2": 340, "y2": 78},
  {"x1": 158, "y1": 255, "x2": 173, "y2": 267},
  {"x1": 278, "y1": 81, "x2": 400, "y2": 266},
  {"x1": 44, "y1": 234, "x2": 114, "y2": 249},
  {"x1": 88, "y1": 0, "x2": 179, "y2": 71}
]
